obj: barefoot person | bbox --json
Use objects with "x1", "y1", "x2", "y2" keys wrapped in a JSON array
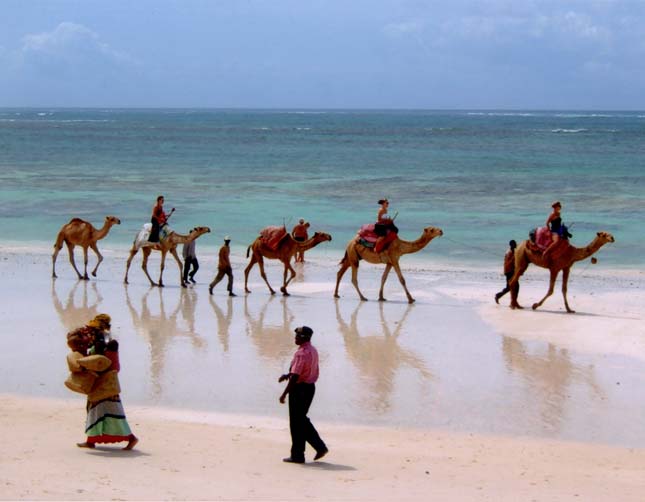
[
  {"x1": 74, "y1": 314, "x2": 138, "y2": 451},
  {"x1": 374, "y1": 198, "x2": 398, "y2": 253},
  {"x1": 209, "y1": 236, "x2": 236, "y2": 296},
  {"x1": 495, "y1": 240, "x2": 519, "y2": 304},
  {"x1": 279, "y1": 326, "x2": 328, "y2": 464}
]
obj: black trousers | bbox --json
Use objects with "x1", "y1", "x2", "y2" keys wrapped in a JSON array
[
  {"x1": 288, "y1": 383, "x2": 326, "y2": 461},
  {"x1": 183, "y1": 257, "x2": 199, "y2": 282},
  {"x1": 496, "y1": 272, "x2": 519, "y2": 299}
]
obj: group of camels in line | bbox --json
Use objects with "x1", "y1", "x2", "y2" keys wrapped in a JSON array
[{"x1": 51, "y1": 215, "x2": 615, "y2": 312}]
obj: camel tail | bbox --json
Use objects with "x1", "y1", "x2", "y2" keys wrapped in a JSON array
[
  {"x1": 339, "y1": 251, "x2": 348, "y2": 265},
  {"x1": 246, "y1": 246, "x2": 251, "y2": 258}
]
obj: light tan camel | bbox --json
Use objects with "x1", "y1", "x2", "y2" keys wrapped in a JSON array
[
  {"x1": 334, "y1": 226, "x2": 443, "y2": 304},
  {"x1": 508, "y1": 231, "x2": 615, "y2": 313},
  {"x1": 124, "y1": 226, "x2": 210, "y2": 288},
  {"x1": 52, "y1": 216, "x2": 121, "y2": 280},
  {"x1": 244, "y1": 231, "x2": 332, "y2": 296}
]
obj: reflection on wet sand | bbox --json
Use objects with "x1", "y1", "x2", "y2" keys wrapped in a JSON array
[
  {"x1": 125, "y1": 287, "x2": 204, "y2": 397},
  {"x1": 51, "y1": 280, "x2": 104, "y2": 332},
  {"x1": 502, "y1": 336, "x2": 604, "y2": 432},
  {"x1": 244, "y1": 295, "x2": 294, "y2": 362},
  {"x1": 335, "y1": 300, "x2": 433, "y2": 414},
  {"x1": 208, "y1": 295, "x2": 234, "y2": 352}
]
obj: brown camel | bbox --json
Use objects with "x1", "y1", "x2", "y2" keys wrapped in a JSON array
[
  {"x1": 244, "y1": 231, "x2": 332, "y2": 296},
  {"x1": 52, "y1": 216, "x2": 121, "y2": 280},
  {"x1": 124, "y1": 225, "x2": 210, "y2": 288},
  {"x1": 508, "y1": 231, "x2": 615, "y2": 313},
  {"x1": 334, "y1": 226, "x2": 443, "y2": 304}
]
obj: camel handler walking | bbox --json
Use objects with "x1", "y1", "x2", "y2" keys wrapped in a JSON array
[{"x1": 209, "y1": 236, "x2": 236, "y2": 296}]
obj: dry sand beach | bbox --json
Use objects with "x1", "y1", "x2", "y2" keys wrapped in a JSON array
[{"x1": 1, "y1": 245, "x2": 644, "y2": 500}]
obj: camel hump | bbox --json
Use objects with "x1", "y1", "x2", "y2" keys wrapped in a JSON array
[
  {"x1": 68, "y1": 218, "x2": 88, "y2": 225},
  {"x1": 259, "y1": 226, "x2": 288, "y2": 250}
]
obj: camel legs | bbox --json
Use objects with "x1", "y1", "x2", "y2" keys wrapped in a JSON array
[
  {"x1": 279, "y1": 260, "x2": 297, "y2": 296},
  {"x1": 334, "y1": 260, "x2": 351, "y2": 298},
  {"x1": 89, "y1": 243, "x2": 103, "y2": 277},
  {"x1": 140, "y1": 248, "x2": 158, "y2": 287},
  {"x1": 124, "y1": 248, "x2": 138, "y2": 284},
  {"x1": 392, "y1": 262, "x2": 415, "y2": 304},
  {"x1": 244, "y1": 254, "x2": 276, "y2": 295},
  {"x1": 52, "y1": 243, "x2": 63, "y2": 278},
  {"x1": 165, "y1": 248, "x2": 186, "y2": 288},
  {"x1": 378, "y1": 264, "x2": 392, "y2": 301},
  {"x1": 350, "y1": 265, "x2": 368, "y2": 302},
  {"x1": 532, "y1": 269, "x2": 559, "y2": 311},
  {"x1": 64, "y1": 243, "x2": 85, "y2": 280},
  {"x1": 561, "y1": 267, "x2": 575, "y2": 313}
]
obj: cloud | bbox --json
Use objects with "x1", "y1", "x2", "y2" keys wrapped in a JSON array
[{"x1": 18, "y1": 22, "x2": 137, "y2": 73}]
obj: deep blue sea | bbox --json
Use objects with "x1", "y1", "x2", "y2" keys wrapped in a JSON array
[{"x1": 1, "y1": 108, "x2": 643, "y2": 269}]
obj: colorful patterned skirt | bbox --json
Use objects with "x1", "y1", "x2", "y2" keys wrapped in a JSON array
[{"x1": 85, "y1": 395, "x2": 134, "y2": 445}]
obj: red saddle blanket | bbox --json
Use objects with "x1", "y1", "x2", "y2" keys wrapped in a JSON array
[
  {"x1": 260, "y1": 226, "x2": 288, "y2": 250},
  {"x1": 357, "y1": 224, "x2": 378, "y2": 243},
  {"x1": 535, "y1": 226, "x2": 552, "y2": 251}
]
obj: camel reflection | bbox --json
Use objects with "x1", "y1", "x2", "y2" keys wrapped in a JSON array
[
  {"x1": 125, "y1": 286, "x2": 204, "y2": 397},
  {"x1": 502, "y1": 337, "x2": 603, "y2": 431},
  {"x1": 244, "y1": 295, "x2": 295, "y2": 362},
  {"x1": 209, "y1": 295, "x2": 234, "y2": 352},
  {"x1": 335, "y1": 300, "x2": 432, "y2": 414},
  {"x1": 51, "y1": 279, "x2": 104, "y2": 332}
]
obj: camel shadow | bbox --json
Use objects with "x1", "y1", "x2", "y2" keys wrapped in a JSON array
[
  {"x1": 243, "y1": 295, "x2": 295, "y2": 362},
  {"x1": 502, "y1": 336, "x2": 604, "y2": 432},
  {"x1": 51, "y1": 279, "x2": 104, "y2": 332},
  {"x1": 531, "y1": 308, "x2": 639, "y2": 321},
  {"x1": 125, "y1": 286, "x2": 204, "y2": 397},
  {"x1": 335, "y1": 300, "x2": 433, "y2": 414}
]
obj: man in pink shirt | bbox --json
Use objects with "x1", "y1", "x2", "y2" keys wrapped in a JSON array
[{"x1": 279, "y1": 326, "x2": 328, "y2": 464}]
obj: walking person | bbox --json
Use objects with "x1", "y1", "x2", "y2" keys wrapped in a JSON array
[
  {"x1": 71, "y1": 314, "x2": 138, "y2": 451},
  {"x1": 182, "y1": 231, "x2": 199, "y2": 284},
  {"x1": 209, "y1": 236, "x2": 236, "y2": 296},
  {"x1": 279, "y1": 326, "x2": 328, "y2": 464},
  {"x1": 495, "y1": 240, "x2": 519, "y2": 304}
]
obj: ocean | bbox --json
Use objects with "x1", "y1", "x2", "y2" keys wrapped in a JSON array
[{"x1": 1, "y1": 108, "x2": 643, "y2": 269}]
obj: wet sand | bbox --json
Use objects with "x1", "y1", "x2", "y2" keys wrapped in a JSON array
[{"x1": 1, "y1": 246, "x2": 644, "y2": 499}]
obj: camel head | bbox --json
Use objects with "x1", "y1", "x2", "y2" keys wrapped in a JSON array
[
  {"x1": 105, "y1": 216, "x2": 121, "y2": 226},
  {"x1": 312, "y1": 231, "x2": 332, "y2": 242},
  {"x1": 190, "y1": 227, "x2": 211, "y2": 239},
  {"x1": 423, "y1": 226, "x2": 443, "y2": 239},
  {"x1": 596, "y1": 231, "x2": 615, "y2": 244}
]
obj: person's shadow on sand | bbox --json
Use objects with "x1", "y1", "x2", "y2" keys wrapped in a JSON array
[
  {"x1": 51, "y1": 279, "x2": 104, "y2": 332},
  {"x1": 335, "y1": 300, "x2": 433, "y2": 414},
  {"x1": 125, "y1": 286, "x2": 204, "y2": 397},
  {"x1": 209, "y1": 294, "x2": 234, "y2": 352}
]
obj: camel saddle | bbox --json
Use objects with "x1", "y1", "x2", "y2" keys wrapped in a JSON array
[
  {"x1": 356, "y1": 224, "x2": 397, "y2": 252},
  {"x1": 260, "y1": 225, "x2": 288, "y2": 251}
]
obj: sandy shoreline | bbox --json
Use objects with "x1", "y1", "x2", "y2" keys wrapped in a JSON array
[
  {"x1": 2, "y1": 394, "x2": 645, "y2": 501},
  {"x1": 1, "y1": 245, "x2": 644, "y2": 499}
]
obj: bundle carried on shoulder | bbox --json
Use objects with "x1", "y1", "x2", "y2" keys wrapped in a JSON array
[{"x1": 64, "y1": 353, "x2": 113, "y2": 396}]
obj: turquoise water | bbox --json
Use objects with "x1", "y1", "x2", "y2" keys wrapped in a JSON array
[{"x1": 1, "y1": 108, "x2": 643, "y2": 268}]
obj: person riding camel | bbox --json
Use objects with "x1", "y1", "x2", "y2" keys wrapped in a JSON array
[
  {"x1": 374, "y1": 199, "x2": 399, "y2": 253},
  {"x1": 543, "y1": 201, "x2": 563, "y2": 261},
  {"x1": 149, "y1": 195, "x2": 175, "y2": 243}
]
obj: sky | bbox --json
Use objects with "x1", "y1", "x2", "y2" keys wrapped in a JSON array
[{"x1": 1, "y1": 0, "x2": 644, "y2": 109}]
